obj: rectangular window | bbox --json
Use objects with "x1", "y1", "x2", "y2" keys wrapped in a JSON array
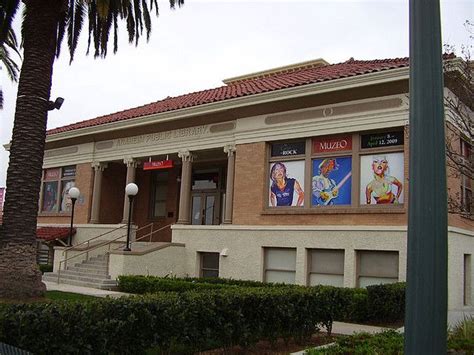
[
  {"x1": 269, "y1": 141, "x2": 305, "y2": 208},
  {"x1": 461, "y1": 139, "x2": 472, "y2": 215},
  {"x1": 151, "y1": 171, "x2": 169, "y2": 218},
  {"x1": 360, "y1": 152, "x2": 404, "y2": 205},
  {"x1": 200, "y1": 252, "x2": 219, "y2": 278},
  {"x1": 312, "y1": 157, "x2": 352, "y2": 206},
  {"x1": 269, "y1": 161, "x2": 305, "y2": 207},
  {"x1": 357, "y1": 250, "x2": 399, "y2": 288},
  {"x1": 41, "y1": 166, "x2": 76, "y2": 213},
  {"x1": 267, "y1": 129, "x2": 405, "y2": 212},
  {"x1": 308, "y1": 249, "x2": 344, "y2": 287},
  {"x1": 264, "y1": 247, "x2": 296, "y2": 284},
  {"x1": 464, "y1": 254, "x2": 472, "y2": 306}
]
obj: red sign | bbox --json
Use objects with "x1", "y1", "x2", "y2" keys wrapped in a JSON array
[
  {"x1": 44, "y1": 168, "x2": 60, "y2": 180},
  {"x1": 143, "y1": 160, "x2": 174, "y2": 171},
  {"x1": 313, "y1": 135, "x2": 352, "y2": 153},
  {"x1": 0, "y1": 187, "x2": 4, "y2": 209}
]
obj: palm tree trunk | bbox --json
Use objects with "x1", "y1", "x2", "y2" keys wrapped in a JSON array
[{"x1": 0, "y1": 0, "x2": 62, "y2": 299}]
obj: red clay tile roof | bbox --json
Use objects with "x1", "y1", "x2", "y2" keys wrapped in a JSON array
[
  {"x1": 37, "y1": 226, "x2": 76, "y2": 242},
  {"x1": 46, "y1": 56, "x2": 430, "y2": 135}
]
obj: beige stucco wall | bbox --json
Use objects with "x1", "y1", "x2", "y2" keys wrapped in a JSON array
[
  {"x1": 108, "y1": 244, "x2": 186, "y2": 280},
  {"x1": 170, "y1": 224, "x2": 473, "y2": 311}
]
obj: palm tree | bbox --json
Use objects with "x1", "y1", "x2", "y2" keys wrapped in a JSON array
[
  {"x1": 0, "y1": 28, "x2": 21, "y2": 109},
  {"x1": 0, "y1": 0, "x2": 183, "y2": 299}
]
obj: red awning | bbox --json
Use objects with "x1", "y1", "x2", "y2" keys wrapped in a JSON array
[{"x1": 37, "y1": 227, "x2": 76, "y2": 242}]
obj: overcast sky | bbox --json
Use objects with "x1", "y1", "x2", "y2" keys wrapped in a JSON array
[{"x1": 0, "y1": 0, "x2": 472, "y2": 187}]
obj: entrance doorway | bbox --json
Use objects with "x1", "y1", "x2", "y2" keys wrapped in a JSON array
[
  {"x1": 190, "y1": 168, "x2": 224, "y2": 225},
  {"x1": 191, "y1": 193, "x2": 218, "y2": 225}
]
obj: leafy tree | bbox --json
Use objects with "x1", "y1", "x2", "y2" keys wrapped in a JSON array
[
  {"x1": 0, "y1": 28, "x2": 21, "y2": 108},
  {"x1": 444, "y1": 20, "x2": 473, "y2": 219},
  {"x1": 0, "y1": 0, "x2": 183, "y2": 299}
]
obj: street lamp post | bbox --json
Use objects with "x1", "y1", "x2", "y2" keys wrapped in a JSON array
[
  {"x1": 124, "y1": 183, "x2": 138, "y2": 252},
  {"x1": 67, "y1": 187, "x2": 80, "y2": 247}
]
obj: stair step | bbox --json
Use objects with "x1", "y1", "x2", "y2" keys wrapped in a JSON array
[
  {"x1": 43, "y1": 276, "x2": 117, "y2": 290},
  {"x1": 44, "y1": 272, "x2": 113, "y2": 283},
  {"x1": 73, "y1": 263, "x2": 107, "y2": 271},
  {"x1": 66, "y1": 267, "x2": 108, "y2": 275},
  {"x1": 57, "y1": 270, "x2": 110, "y2": 279},
  {"x1": 81, "y1": 260, "x2": 108, "y2": 266}
]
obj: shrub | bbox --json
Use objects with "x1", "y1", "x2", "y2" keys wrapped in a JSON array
[
  {"x1": 117, "y1": 275, "x2": 231, "y2": 293},
  {"x1": 306, "y1": 330, "x2": 404, "y2": 354},
  {"x1": 38, "y1": 264, "x2": 53, "y2": 274},
  {"x1": 366, "y1": 282, "x2": 405, "y2": 322},
  {"x1": 0, "y1": 287, "x2": 344, "y2": 353},
  {"x1": 448, "y1": 316, "x2": 474, "y2": 352},
  {"x1": 307, "y1": 326, "x2": 474, "y2": 354},
  {"x1": 118, "y1": 276, "x2": 406, "y2": 325}
]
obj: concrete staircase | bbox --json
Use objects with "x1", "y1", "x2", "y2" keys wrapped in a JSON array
[{"x1": 43, "y1": 254, "x2": 117, "y2": 290}]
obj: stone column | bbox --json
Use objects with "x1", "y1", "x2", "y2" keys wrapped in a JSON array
[
  {"x1": 89, "y1": 162, "x2": 107, "y2": 224},
  {"x1": 122, "y1": 158, "x2": 139, "y2": 224},
  {"x1": 177, "y1": 150, "x2": 194, "y2": 224},
  {"x1": 223, "y1": 144, "x2": 236, "y2": 224}
]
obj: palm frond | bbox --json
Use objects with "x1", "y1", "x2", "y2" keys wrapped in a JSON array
[
  {"x1": 67, "y1": 0, "x2": 86, "y2": 63},
  {"x1": 0, "y1": 0, "x2": 20, "y2": 45},
  {"x1": 0, "y1": 28, "x2": 21, "y2": 82}
]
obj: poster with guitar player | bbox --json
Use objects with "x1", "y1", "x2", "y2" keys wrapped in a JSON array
[{"x1": 312, "y1": 156, "x2": 352, "y2": 206}]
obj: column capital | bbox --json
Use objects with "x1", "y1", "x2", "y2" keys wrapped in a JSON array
[
  {"x1": 178, "y1": 150, "x2": 195, "y2": 162},
  {"x1": 224, "y1": 144, "x2": 236, "y2": 157},
  {"x1": 91, "y1": 162, "x2": 108, "y2": 171},
  {"x1": 123, "y1": 157, "x2": 139, "y2": 168}
]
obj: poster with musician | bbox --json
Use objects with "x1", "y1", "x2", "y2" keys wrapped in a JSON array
[
  {"x1": 312, "y1": 156, "x2": 352, "y2": 206},
  {"x1": 269, "y1": 160, "x2": 305, "y2": 207},
  {"x1": 360, "y1": 152, "x2": 404, "y2": 205}
]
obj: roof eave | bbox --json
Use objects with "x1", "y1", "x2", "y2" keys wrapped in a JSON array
[{"x1": 45, "y1": 66, "x2": 410, "y2": 143}]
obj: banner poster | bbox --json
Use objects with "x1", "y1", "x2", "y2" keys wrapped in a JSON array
[
  {"x1": 42, "y1": 181, "x2": 58, "y2": 212},
  {"x1": 269, "y1": 160, "x2": 305, "y2": 207},
  {"x1": 0, "y1": 187, "x2": 4, "y2": 209},
  {"x1": 360, "y1": 152, "x2": 404, "y2": 205},
  {"x1": 60, "y1": 180, "x2": 76, "y2": 212},
  {"x1": 312, "y1": 156, "x2": 352, "y2": 206}
]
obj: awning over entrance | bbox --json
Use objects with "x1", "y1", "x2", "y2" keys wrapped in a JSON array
[{"x1": 37, "y1": 227, "x2": 76, "y2": 242}]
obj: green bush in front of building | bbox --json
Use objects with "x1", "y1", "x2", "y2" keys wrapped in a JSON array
[
  {"x1": 0, "y1": 287, "x2": 344, "y2": 354},
  {"x1": 117, "y1": 275, "x2": 406, "y2": 324}
]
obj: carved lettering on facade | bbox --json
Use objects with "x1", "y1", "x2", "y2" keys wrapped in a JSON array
[{"x1": 116, "y1": 125, "x2": 209, "y2": 147}]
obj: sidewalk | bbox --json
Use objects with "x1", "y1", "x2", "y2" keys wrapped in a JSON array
[{"x1": 44, "y1": 281, "x2": 130, "y2": 298}]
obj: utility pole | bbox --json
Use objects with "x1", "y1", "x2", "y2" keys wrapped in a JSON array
[{"x1": 405, "y1": 0, "x2": 447, "y2": 353}]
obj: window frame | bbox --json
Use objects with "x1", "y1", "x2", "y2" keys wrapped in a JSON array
[
  {"x1": 263, "y1": 247, "x2": 297, "y2": 284},
  {"x1": 199, "y1": 252, "x2": 220, "y2": 278},
  {"x1": 149, "y1": 170, "x2": 170, "y2": 220},
  {"x1": 264, "y1": 129, "x2": 406, "y2": 214},
  {"x1": 356, "y1": 250, "x2": 399, "y2": 288},
  {"x1": 39, "y1": 165, "x2": 76, "y2": 214},
  {"x1": 460, "y1": 139, "x2": 472, "y2": 215},
  {"x1": 307, "y1": 248, "x2": 345, "y2": 287}
]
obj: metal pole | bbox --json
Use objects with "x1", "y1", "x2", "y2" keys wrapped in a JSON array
[
  {"x1": 68, "y1": 198, "x2": 77, "y2": 247},
  {"x1": 124, "y1": 195, "x2": 133, "y2": 251},
  {"x1": 405, "y1": 0, "x2": 447, "y2": 353}
]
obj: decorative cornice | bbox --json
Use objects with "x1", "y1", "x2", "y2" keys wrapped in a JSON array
[
  {"x1": 224, "y1": 144, "x2": 236, "y2": 157},
  {"x1": 44, "y1": 67, "x2": 410, "y2": 144}
]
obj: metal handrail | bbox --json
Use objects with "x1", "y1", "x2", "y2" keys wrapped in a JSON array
[
  {"x1": 62, "y1": 224, "x2": 128, "y2": 255},
  {"x1": 56, "y1": 222, "x2": 172, "y2": 283},
  {"x1": 110, "y1": 223, "x2": 173, "y2": 251}
]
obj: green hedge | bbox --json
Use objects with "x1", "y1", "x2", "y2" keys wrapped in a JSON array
[
  {"x1": 118, "y1": 276, "x2": 405, "y2": 324},
  {"x1": 0, "y1": 287, "x2": 346, "y2": 354},
  {"x1": 307, "y1": 327, "x2": 474, "y2": 354},
  {"x1": 117, "y1": 275, "x2": 232, "y2": 293},
  {"x1": 38, "y1": 264, "x2": 53, "y2": 274},
  {"x1": 117, "y1": 275, "x2": 287, "y2": 293},
  {"x1": 366, "y1": 282, "x2": 405, "y2": 322}
]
